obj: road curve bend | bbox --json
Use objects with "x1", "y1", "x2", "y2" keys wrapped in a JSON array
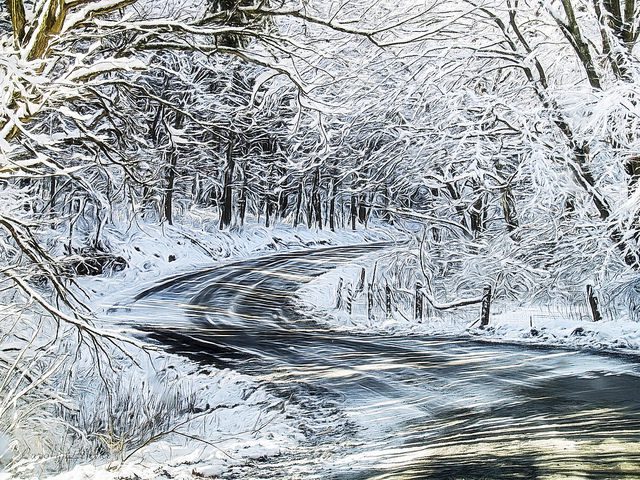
[{"x1": 123, "y1": 244, "x2": 640, "y2": 479}]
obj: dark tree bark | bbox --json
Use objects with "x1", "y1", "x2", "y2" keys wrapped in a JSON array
[
  {"x1": 358, "y1": 193, "x2": 367, "y2": 225},
  {"x1": 469, "y1": 194, "x2": 486, "y2": 237},
  {"x1": 163, "y1": 153, "x2": 177, "y2": 225},
  {"x1": 554, "y1": 0, "x2": 602, "y2": 89},
  {"x1": 293, "y1": 179, "x2": 303, "y2": 228},
  {"x1": 238, "y1": 163, "x2": 247, "y2": 227},
  {"x1": 278, "y1": 186, "x2": 289, "y2": 220},
  {"x1": 350, "y1": 193, "x2": 357, "y2": 231},
  {"x1": 219, "y1": 132, "x2": 236, "y2": 229},
  {"x1": 6, "y1": 0, "x2": 26, "y2": 44},
  {"x1": 162, "y1": 112, "x2": 185, "y2": 226},
  {"x1": 329, "y1": 177, "x2": 337, "y2": 232},
  {"x1": 265, "y1": 197, "x2": 272, "y2": 227},
  {"x1": 501, "y1": 187, "x2": 519, "y2": 234},
  {"x1": 313, "y1": 167, "x2": 322, "y2": 229}
]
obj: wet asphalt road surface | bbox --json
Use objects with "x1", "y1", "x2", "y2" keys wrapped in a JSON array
[{"x1": 122, "y1": 244, "x2": 640, "y2": 479}]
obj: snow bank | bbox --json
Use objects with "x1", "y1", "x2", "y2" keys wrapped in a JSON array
[
  {"x1": 81, "y1": 211, "x2": 397, "y2": 311},
  {"x1": 0, "y1": 215, "x2": 395, "y2": 480},
  {"x1": 35, "y1": 365, "x2": 304, "y2": 480}
]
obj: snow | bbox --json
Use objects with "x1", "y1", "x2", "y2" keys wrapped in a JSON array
[
  {"x1": 81, "y1": 211, "x2": 397, "y2": 311},
  {"x1": 297, "y1": 250, "x2": 640, "y2": 355},
  {"x1": 2, "y1": 214, "x2": 395, "y2": 480},
  {"x1": 35, "y1": 366, "x2": 303, "y2": 480}
]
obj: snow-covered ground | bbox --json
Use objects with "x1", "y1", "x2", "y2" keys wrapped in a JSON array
[
  {"x1": 1, "y1": 214, "x2": 397, "y2": 480},
  {"x1": 82, "y1": 211, "x2": 397, "y2": 311},
  {"x1": 23, "y1": 367, "x2": 305, "y2": 480},
  {"x1": 296, "y1": 250, "x2": 640, "y2": 355}
]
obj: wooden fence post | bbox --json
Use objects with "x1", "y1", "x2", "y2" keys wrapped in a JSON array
[
  {"x1": 586, "y1": 285, "x2": 602, "y2": 322},
  {"x1": 415, "y1": 282, "x2": 423, "y2": 322},
  {"x1": 480, "y1": 285, "x2": 492, "y2": 327},
  {"x1": 385, "y1": 282, "x2": 392, "y2": 318},
  {"x1": 336, "y1": 277, "x2": 344, "y2": 310},
  {"x1": 355, "y1": 267, "x2": 366, "y2": 295}
]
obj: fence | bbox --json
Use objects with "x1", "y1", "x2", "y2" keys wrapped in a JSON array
[{"x1": 334, "y1": 266, "x2": 604, "y2": 326}]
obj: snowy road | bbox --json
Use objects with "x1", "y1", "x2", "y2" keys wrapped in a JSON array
[{"x1": 131, "y1": 244, "x2": 640, "y2": 479}]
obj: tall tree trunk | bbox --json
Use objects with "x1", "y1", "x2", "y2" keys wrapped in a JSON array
[
  {"x1": 163, "y1": 151, "x2": 177, "y2": 225},
  {"x1": 265, "y1": 197, "x2": 272, "y2": 227},
  {"x1": 294, "y1": 179, "x2": 303, "y2": 228},
  {"x1": 239, "y1": 163, "x2": 247, "y2": 227},
  {"x1": 469, "y1": 193, "x2": 486, "y2": 237},
  {"x1": 6, "y1": 0, "x2": 26, "y2": 44},
  {"x1": 219, "y1": 132, "x2": 236, "y2": 230},
  {"x1": 358, "y1": 193, "x2": 367, "y2": 225},
  {"x1": 163, "y1": 112, "x2": 185, "y2": 226},
  {"x1": 278, "y1": 187, "x2": 289, "y2": 220},
  {"x1": 306, "y1": 196, "x2": 313, "y2": 228},
  {"x1": 307, "y1": 169, "x2": 319, "y2": 228},
  {"x1": 48, "y1": 176, "x2": 57, "y2": 217},
  {"x1": 501, "y1": 187, "x2": 519, "y2": 235},
  {"x1": 313, "y1": 167, "x2": 322, "y2": 229},
  {"x1": 350, "y1": 195, "x2": 357, "y2": 231},
  {"x1": 329, "y1": 178, "x2": 336, "y2": 232}
]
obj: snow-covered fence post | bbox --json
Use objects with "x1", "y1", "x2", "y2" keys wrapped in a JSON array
[
  {"x1": 586, "y1": 285, "x2": 602, "y2": 322},
  {"x1": 354, "y1": 268, "x2": 365, "y2": 296},
  {"x1": 415, "y1": 282, "x2": 423, "y2": 322},
  {"x1": 336, "y1": 277, "x2": 344, "y2": 310},
  {"x1": 480, "y1": 286, "x2": 492, "y2": 327},
  {"x1": 385, "y1": 282, "x2": 392, "y2": 318}
]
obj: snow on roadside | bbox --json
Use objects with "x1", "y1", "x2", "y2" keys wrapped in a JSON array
[
  {"x1": 296, "y1": 250, "x2": 640, "y2": 355},
  {"x1": 30, "y1": 363, "x2": 305, "y2": 480},
  {"x1": 6, "y1": 214, "x2": 397, "y2": 480},
  {"x1": 81, "y1": 212, "x2": 397, "y2": 312}
]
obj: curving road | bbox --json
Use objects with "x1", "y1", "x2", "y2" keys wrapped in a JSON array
[{"x1": 125, "y1": 244, "x2": 640, "y2": 479}]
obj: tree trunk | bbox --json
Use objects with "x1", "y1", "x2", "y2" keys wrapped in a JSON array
[
  {"x1": 278, "y1": 187, "x2": 289, "y2": 220},
  {"x1": 239, "y1": 163, "x2": 247, "y2": 227},
  {"x1": 313, "y1": 167, "x2": 322, "y2": 229},
  {"x1": 556, "y1": 0, "x2": 602, "y2": 89},
  {"x1": 163, "y1": 111, "x2": 185, "y2": 226},
  {"x1": 350, "y1": 193, "x2": 357, "y2": 231},
  {"x1": 358, "y1": 193, "x2": 367, "y2": 225},
  {"x1": 265, "y1": 198, "x2": 272, "y2": 227},
  {"x1": 294, "y1": 179, "x2": 303, "y2": 228},
  {"x1": 163, "y1": 153, "x2": 177, "y2": 225},
  {"x1": 6, "y1": 0, "x2": 26, "y2": 44},
  {"x1": 329, "y1": 178, "x2": 336, "y2": 232},
  {"x1": 501, "y1": 187, "x2": 519, "y2": 235},
  {"x1": 48, "y1": 175, "x2": 57, "y2": 218},
  {"x1": 219, "y1": 132, "x2": 236, "y2": 230},
  {"x1": 469, "y1": 193, "x2": 486, "y2": 237}
]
